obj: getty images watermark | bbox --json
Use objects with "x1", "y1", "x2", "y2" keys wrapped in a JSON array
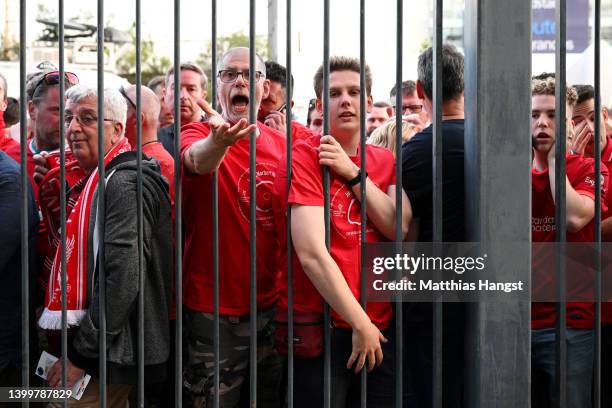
[{"x1": 365, "y1": 242, "x2": 612, "y2": 303}]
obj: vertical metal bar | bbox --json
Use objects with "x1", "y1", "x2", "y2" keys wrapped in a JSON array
[
  {"x1": 96, "y1": 0, "x2": 107, "y2": 405},
  {"x1": 394, "y1": 0, "x2": 403, "y2": 406},
  {"x1": 358, "y1": 0, "x2": 368, "y2": 406},
  {"x1": 432, "y1": 0, "x2": 444, "y2": 407},
  {"x1": 285, "y1": 0, "x2": 294, "y2": 406},
  {"x1": 19, "y1": 0, "x2": 29, "y2": 403},
  {"x1": 58, "y1": 1, "x2": 69, "y2": 405},
  {"x1": 322, "y1": 0, "x2": 332, "y2": 406},
  {"x1": 211, "y1": 0, "x2": 220, "y2": 406},
  {"x1": 249, "y1": 1, "x2": 258, "y2": 405},
  {"x1": 554, "y1": 0, "x2": 567, "y2": 406},
  {"x1": 172, "y1": 0, "x2": 183, "y2": 405},
  {"x1": 463, "y1": 1, "x2": 532, "y2": 405},
  {"x1": 594, "y1": 0, "x2": 602, "y2": 405},
  {"x1": 135, "y1": 0, "x2": 145, "y2": 405}
]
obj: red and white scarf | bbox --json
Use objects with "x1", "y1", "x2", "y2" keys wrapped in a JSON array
[{"x1": 38, "y1": 138, "x2": 131, "y2": 329}]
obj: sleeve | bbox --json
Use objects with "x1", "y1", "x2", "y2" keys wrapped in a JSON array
[
  {"x1": 71, "y1": 170, "x2": 157, "y2": 366},
  {"x1": 288, "y1": 141, "x2": 324, "y2": 206},
  {"x1": 179, "y1": 122, "x2": 211, "y2": 157},
  {"x1": 571, "y1": 159, "x2": 598, "y2": 199}
]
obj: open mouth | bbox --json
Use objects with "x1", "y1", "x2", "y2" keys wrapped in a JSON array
[
  {"x1": 535, "y1": 132, "x2": 551, "y2": 139},
  {"x1": 232, "y1": 94, "x2": 250, "y2": 113},
  {"x1": 339, "y1": 111, "x2": 355, "y2": 119}
]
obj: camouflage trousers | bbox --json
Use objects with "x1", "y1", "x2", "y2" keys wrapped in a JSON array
[{"x1": 183, "y1": 308, "x2": 283, "y2": 408}]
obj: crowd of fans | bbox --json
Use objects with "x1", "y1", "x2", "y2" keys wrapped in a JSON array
[{"x1": 2, "y1": 43, "x2": 612, "y2": 407}]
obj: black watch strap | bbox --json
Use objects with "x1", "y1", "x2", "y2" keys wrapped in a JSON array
[{"x1": 347, "y1": 169, "x2": 367, "y2": 187}]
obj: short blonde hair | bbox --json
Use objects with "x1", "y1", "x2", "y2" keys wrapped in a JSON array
[
  {"x1": 531, "y1": 78, "x2": 578, "y2": 107},
  {"x1": 367, "y1": 120, "x2": 418, "y2": 157}
]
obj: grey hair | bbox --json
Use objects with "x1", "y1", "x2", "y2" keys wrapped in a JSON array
[
  {"x1": 66, "y1": 84, "x2": 127, "y2": 136},
  {"x1": 218, "y1": 47, "x2": 266, "y2": 76}
]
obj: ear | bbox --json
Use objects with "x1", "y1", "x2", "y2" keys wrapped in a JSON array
[
  {"x1": 112, "y1": 122, "x2": 124, "y2": 144},
  {"x1": 0, "y1": 99, "x2": 7, "y2": 111},
  {"x1": 290, "y1": 100, "x2": 295, "y2": 109},
  {"x1": 386, "y1": 106, "x2": 394, "y2": 117},
  {"x1": 27, "y1": 100, "x2": 36, "y2": 119},
  {"x1": 262, "y1": 79, "x2": 270, "y2": 99},
  {"x1": 201, "y1": 88, "x2": 208, "y2": 101},
  {"x1": 603, "y1": 106, "x2": 609, "y2": 121},
  {"x1": 366, "y1": 95, "x2": 373, "y2": 113},
  {"x1": 316, "y1": 98, "x2": 323, "y2": 113},
  {"x1": 416, "y1": 80, "x2": 425, "y2": 99}
]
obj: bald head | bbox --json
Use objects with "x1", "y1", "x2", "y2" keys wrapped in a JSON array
[{"x1": 124, "y1": 85, "x2": 161, "y2": 146}]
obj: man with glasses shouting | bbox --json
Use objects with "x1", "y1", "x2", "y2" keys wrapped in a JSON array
[{"x1": 181, "y1": 47, "x2": 285, "y2": 407}]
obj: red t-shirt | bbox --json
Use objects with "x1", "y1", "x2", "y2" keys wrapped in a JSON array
[
  {"x1": 180, "y1": 121, "x2": 286, "y2": 315},
  {"x1": 0, "y1": 136, "x2": 20, "y2": 159},
  {"x1": 143, "y1": 141, "x2": 175, "y2": 209},
  {"x1": 273, "y1": 135, "x2": 395, "y2": 330},
  {"x1": 291, "y1": 121, "x2": 316, "y2": 145},
  {"x1": 532, "y1": 153, "x2": 609, "y2": 329}
]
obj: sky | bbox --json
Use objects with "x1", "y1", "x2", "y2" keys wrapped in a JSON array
[{"x1": 7, "y1": 0, "x2": 434, "y2": 118}]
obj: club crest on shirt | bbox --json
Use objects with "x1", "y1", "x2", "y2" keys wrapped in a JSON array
[
  {"x1": 237, "y1": 163, "x2": 277, "y2": 230},
  {"x1": 330, "y1": 183, "x2": 374, "y2": 240}
]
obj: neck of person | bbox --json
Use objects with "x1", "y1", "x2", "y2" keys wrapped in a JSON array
[
  {"x1": 533, "y1": 149, "x2": 549, "y2": 172},
  {"x1": 424, "y1": 95, "x2": 465, "y2": 121},
  {"x1": 33, "y1": 135, "x2": 59, "y2": 153},
  {"x1": 335, "y1": 131, "x2": 360, "y2": 156},
  {"x1": 142, "y1": 128, "x2": 158, "y2": 146}
]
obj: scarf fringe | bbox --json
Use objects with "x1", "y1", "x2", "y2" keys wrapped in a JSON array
[{"x1": 38, "y1": 308, "x2": 86, "y2": 329}]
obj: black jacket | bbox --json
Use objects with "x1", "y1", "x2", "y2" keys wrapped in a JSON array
[{"x1": 68, "y1": 152, "x2": 173, "y2": 384}]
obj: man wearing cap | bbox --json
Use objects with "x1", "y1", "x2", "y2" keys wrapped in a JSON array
[{"x1": 5, "y1": 69, "x2": 78, "y2": 198}]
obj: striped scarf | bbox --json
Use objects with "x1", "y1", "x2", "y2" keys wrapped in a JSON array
[{"x1": 38, "y1": 138, "x2": 131, "y2": 329}]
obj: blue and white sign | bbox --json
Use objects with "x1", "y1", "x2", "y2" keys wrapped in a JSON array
[{"x1": 532, "y1": 0, "x2": 589, "y2": 53}]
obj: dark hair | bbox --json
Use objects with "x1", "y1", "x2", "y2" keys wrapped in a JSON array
[
  {"x1": 265, "y1": 60, "x2": 294, "y2": 98},
  {"x1": 313, "y1": 56, "x2": 372, "y2": 99},
  {"x1": 147, "y1": 75, "x2": 166, "y2": 92},
  {"x1": 417, "y1": 44, "x2": 464, "y2": 102},
  {"x1": 0, "y1": 72, "x2": 7, "y2": 100},
  {"x1": 306, "y1": 98, "x2": 316, "y2": 126},
  {"x1": 573, "y1": 84, "x2": 594, "y2": 105},
  {"x1": 3, "y1": 97, "x2": 19, "y2": 126},
  {"x1": 389, "y1": 80, "x2": 416, "y2": 98}
]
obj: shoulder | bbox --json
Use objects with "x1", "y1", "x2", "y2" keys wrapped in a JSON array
[
  {"x1": 293, "y1": 135, "x2": 320, "y2": 158},
  {"x1": 258, "y1": 122, "x2": 287, "y2": 149}
]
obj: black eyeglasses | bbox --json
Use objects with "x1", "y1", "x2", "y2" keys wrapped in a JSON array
[
  {"x1": 217, "y1": 69, "x2": 265, "y2": 83},
  {"x1": 119, "y1": 86, "x2": 137, "y2": 111},
  {"x1": 402, "y1": 104, "x2": 423, "y2": 114},
  {"x1": 32, "y1": 71, "x2": 79, "y2": 97}
]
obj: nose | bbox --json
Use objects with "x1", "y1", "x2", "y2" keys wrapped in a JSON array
[
  {"x1": 66, "y1": 116, "x2": 82, "y2": 135},
  {"x1": 339, "y1": 91, "x2": 351, "y2": 106},
  {"x1": 235, "y1": 72, "x2": 248, "y2": 87},
  {"x1": 537, "y1": 114, "x2": 548, "y2": 128},
  {"x1": 180, "y1": 87, "x2": 190, "y2": 99}
]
